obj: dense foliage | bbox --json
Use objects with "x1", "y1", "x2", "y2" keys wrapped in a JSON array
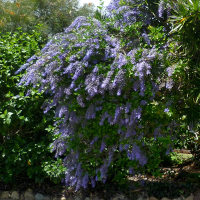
[
  {"x1": 0, "y1": 28, "x2": 65, "y2": 183},
  {"x1": 167, "y1": 0, "x2": 200, "y2": 163}
]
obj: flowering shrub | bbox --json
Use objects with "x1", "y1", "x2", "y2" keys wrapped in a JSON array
[{"x1": 18, "y1": 0, "x2": 179, "y2": 189}]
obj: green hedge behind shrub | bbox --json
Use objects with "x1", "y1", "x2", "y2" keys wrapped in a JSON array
[{"x1": 0, "y1": 27, "x2": 65, "y2": 184}]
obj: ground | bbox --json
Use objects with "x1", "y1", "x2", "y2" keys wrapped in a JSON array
[{"x1": 0, "y1": 151, "x2": 200, "y2": 199}]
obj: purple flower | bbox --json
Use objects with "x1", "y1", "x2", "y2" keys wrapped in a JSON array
[
  {"x1": 90, "y1": 136, "x2": 98, "y2": 146},
  {"x1": 100, "y1": 140, "x2": 106, "y2": 152},
  {"x1": 54, "y1": 141, "x2": 66, "y2": 157},
  {"x1": 82, "y1": 173, "x2": 89, "y2": 189},
  {"x1": 133, "y1": 80, "x2": 140, "y2": 91},
  {"x1": 92, "y1": 66, "x2": 99, "y2": 73},
  {"x1": 158, "y1": 0, "x2": 165, "y2": 18},
  {"x1": 27, "y1": 55, "x2": 37, "y2": 63},
  {"x1": 111, "y1": 69, "x2": 126, "y2": 92},
  {"x1": 116, "y1": 53, "x2": 127, "y2": 68},
  {"x1": 113, "y1": 106, "x2": 122, "y2": 124},
  {"x1": 108, "y1": 150, "x2": 113, "y2": 165},
  {"x1": 99, "y1": 112, "x2": 109, "y2": 126},
  {"x1": 69, "y1": 111, "x2": 79, "y2": 124},
  {"x1": 164, "y1": 108, "x2": 170, "y2": 113},
  {"x1": 75, "y1": 180, "x2": 82, "y2": 191},
  {"x1": 127, "y1": 144, "x2": 147, "y2": 166},
  {"x1": 101, "y1": 71, "x2": 114, "y2": 89},
  {"x1": 85, "y1": 104, "x2": 96, "y2": 119},
  {"x1": 72, "y1": 65, "x2": 83, "y2": 81},
  {"x1": 139, "y1": 81, "x2": 146, "y2": 96},
  {"x1": 107, "y1": 0, "x2": 120, "y2": 13},
  {"x1": 64, "y1": 16, "x2": 88, "y2": 33},
  {"x1": 99, "y1": 164, "x2": 108, "y2": 179},
  {"x1": 83, "y1": 49, "x2": 94, "y2": 61},
  {"x1": 166, "y1": 79, "x2": 174, "y2": 89},
  {"x1": 125, "y1": 103, "x2": 131, "y2": 114},
  {"x1": 129, "y1": 107, "x2": 142, "y2": 125},
  {"x1": 75, "y1": 163, "x2": 82, "y2": 177},
  {"x1": 124, "y1": 144, "x2": 129, "y2": 151},
  {"x1": 135, "y1": 61, "x2": 151, "y2": 79},
  {"x1": 166, "y1": 67, "x2": 174, "y2": 77},
  {"x1": 77, "y1": 95, "x2": 85, "y2": 108},
  {"x1": 69, "y1": 55, "x2": 76, "y2": 62},
  {"x1": 127, "y1": 49, "x2": 137, "y2": 65},
  {"x1": 129, "y1": 167, "x2": 135, "y2": 175},
  {"x1": 142, "y1": 32, "x2": 151, "y2": 45},
  {"x1": 55, "y1": 105, "x2": 68, "y2": 118},
  {"x1": 166, "y1": 146, "x2": 173, "y2": 155},
  {"x1": 140, "y1": 100, "x2": 147, "y2": 106},
  {"x1": 91, "y1": 177, "x2": 96, "y2": 188},
  {"x1": 126, "y1": 126, "x2": 136, "y2": 138}
]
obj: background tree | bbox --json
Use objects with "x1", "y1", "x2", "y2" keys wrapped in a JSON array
[{"x1": 0, "y1": 0, "x2": 95, "y2": 34}]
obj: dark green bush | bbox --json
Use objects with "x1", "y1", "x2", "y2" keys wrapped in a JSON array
[
  {"x1": 0, "y1": 27, "x2": 65, "y2": 184},
  {"x1": 167, "y1": 0, "x2": 200, "y2": 164}
]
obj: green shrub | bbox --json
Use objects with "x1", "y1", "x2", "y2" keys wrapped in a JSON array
[
  {"x1": 0, "y1": 27, "x2": 64, "y2": 184},
  {"x1": 167, "y1": 0, "x2": 200, "y2": 164}
]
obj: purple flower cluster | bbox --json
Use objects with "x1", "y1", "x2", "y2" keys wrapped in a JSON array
[
  {"x1": 106, "y1": 0, "x2": 155, "y2": 31},
  {"x1": 158, "y1": 0, "x2": 171, "y2": 19},
  {"x1": 107, "y1": 2, "x2": 140, "y2": 31},
  {"x1": 158, "y1": 0, "x2": 165, "y2": 18}
]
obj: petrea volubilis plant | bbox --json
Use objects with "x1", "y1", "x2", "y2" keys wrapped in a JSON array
[{"x1": 18, "y1": 0, "x2": 175, "y2": 189}]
